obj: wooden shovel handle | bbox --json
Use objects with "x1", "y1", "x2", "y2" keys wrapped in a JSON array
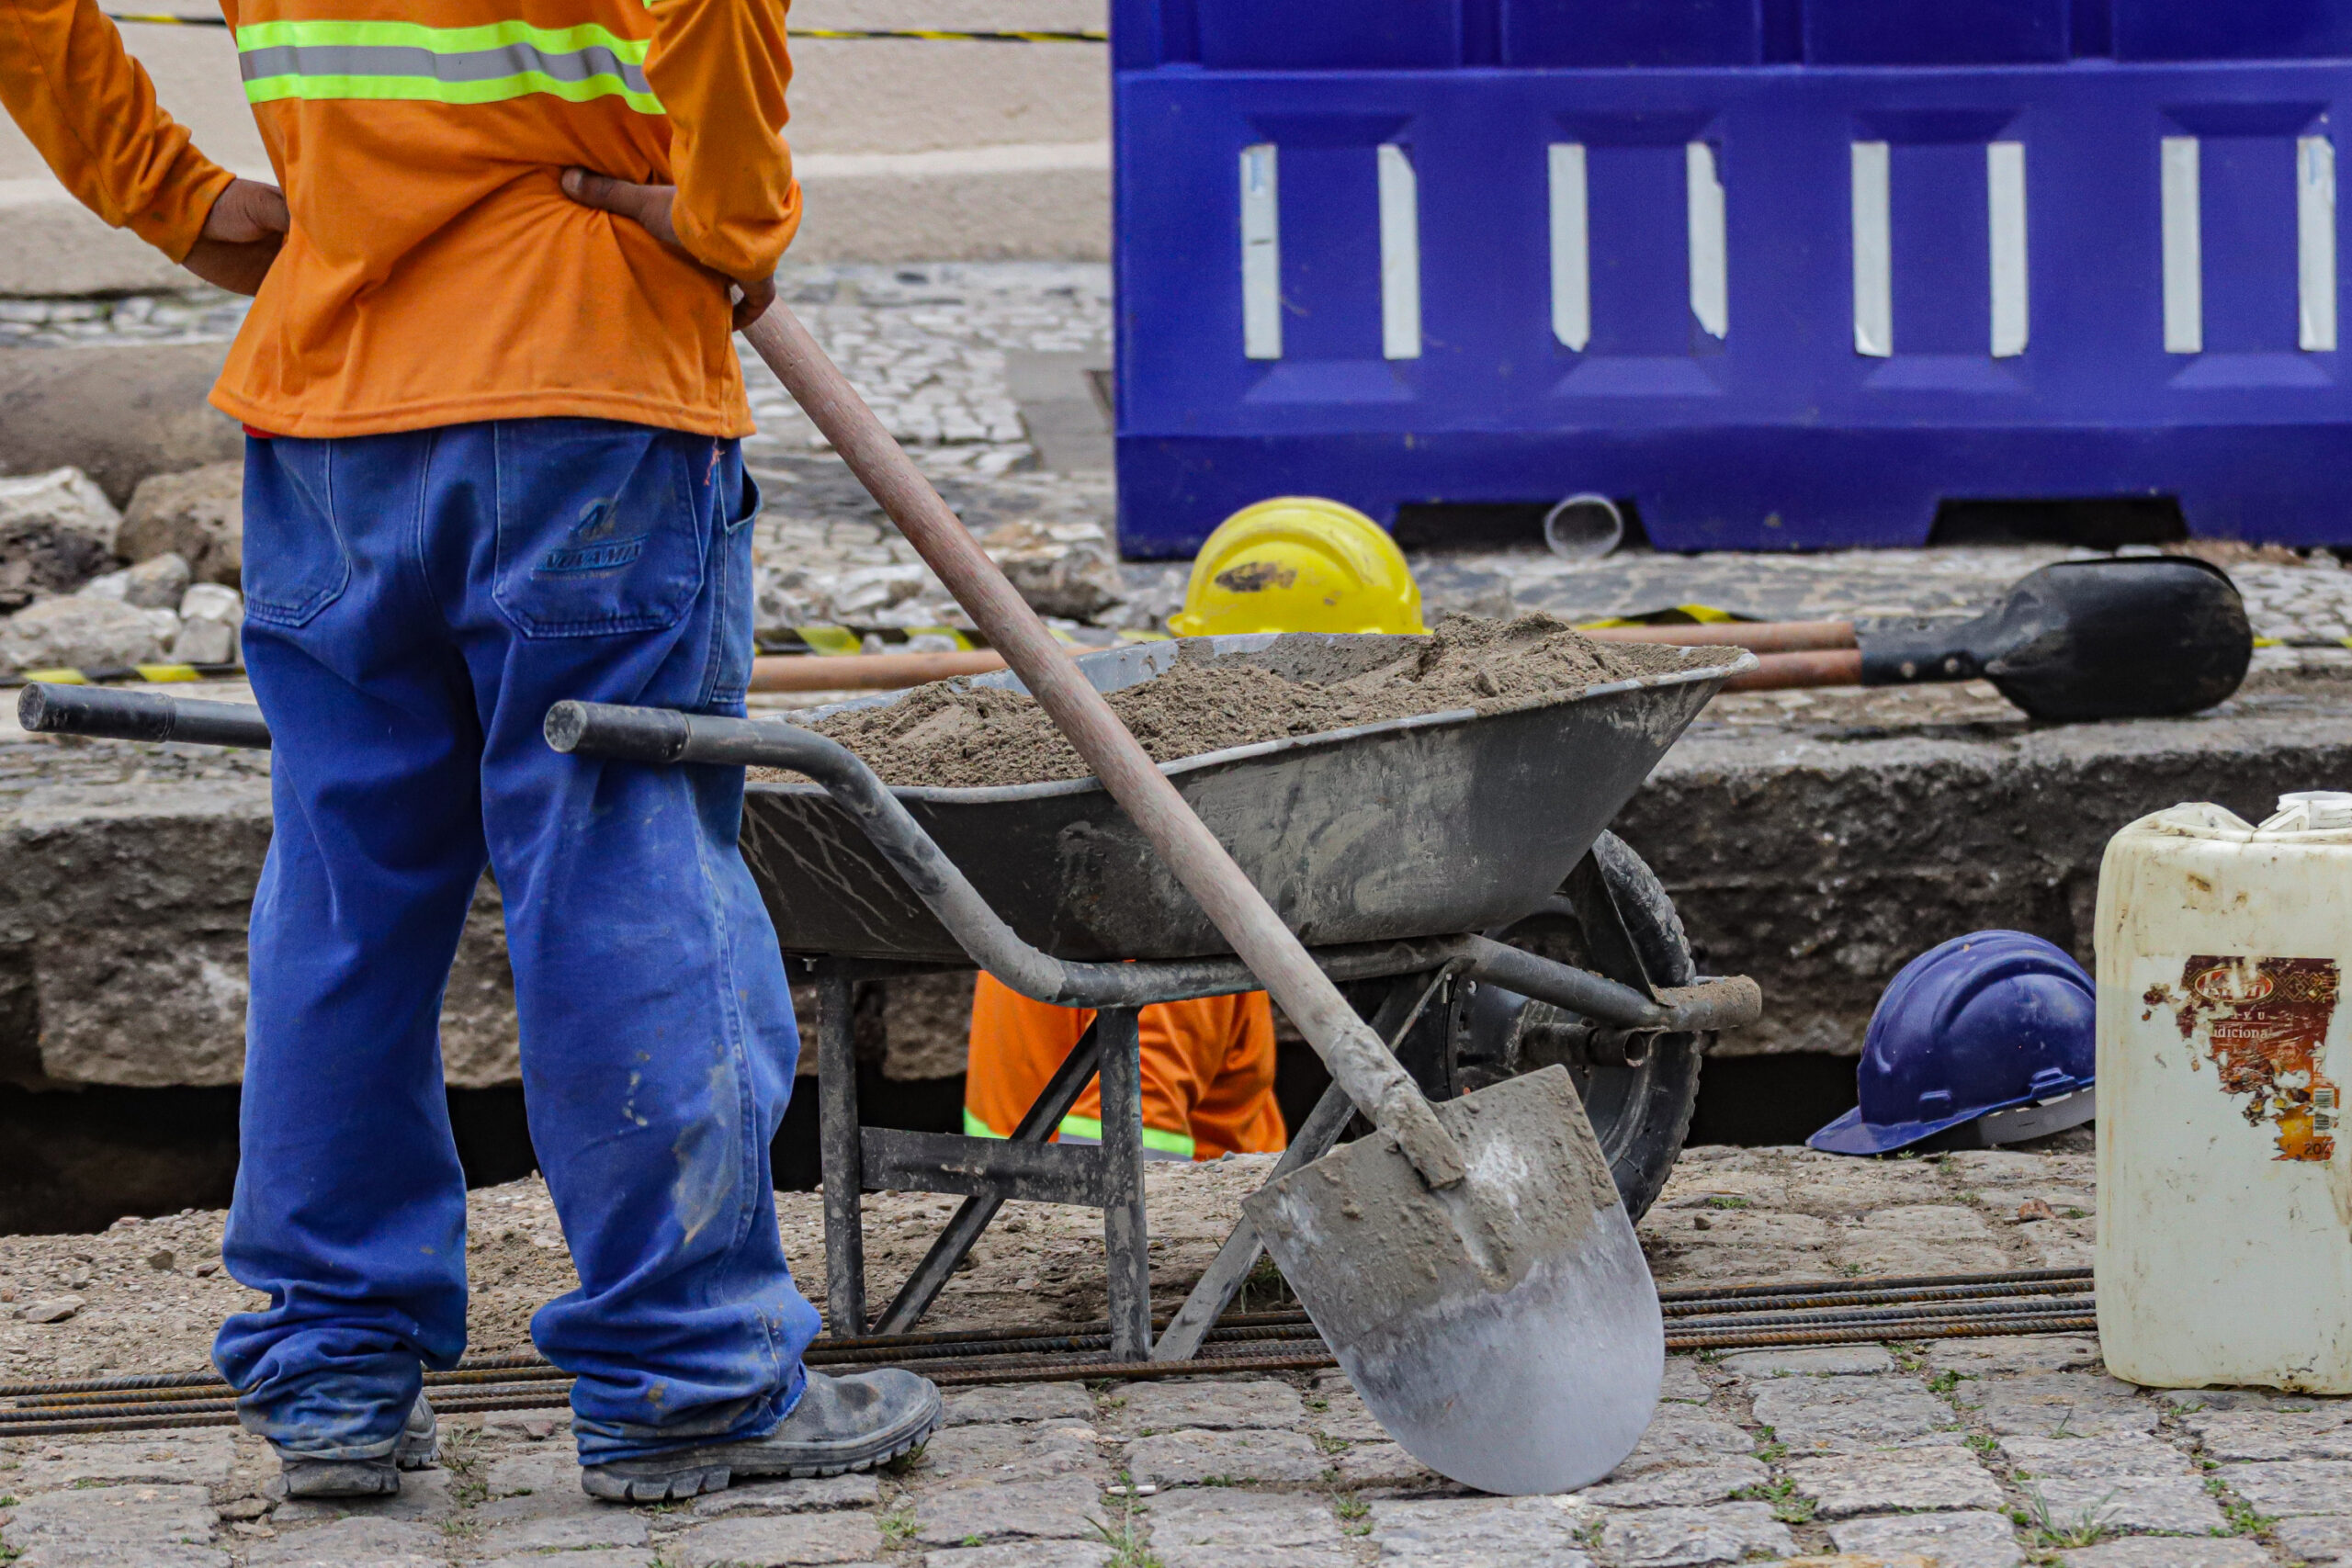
[
  {"x1": 1586, "y1": 620, "x2": 1857, "y2": 654},
  {"x1": 750, "y1": 649, "x2": 1006, "y2": 692},
  {"x1": 1720, "y1": 649, "x2": 1868, "y2": 691},
  {"x1": 741, "y1": 305, "x2": 1468, "y2": 1189}
]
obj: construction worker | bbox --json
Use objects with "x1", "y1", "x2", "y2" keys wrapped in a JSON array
[
  {"x1": 966, "y1": 498, "x2": 1424, "y2": 1160},
  {"x1": 1, "y1": 0, "x2": 937, "y2": 1506}
]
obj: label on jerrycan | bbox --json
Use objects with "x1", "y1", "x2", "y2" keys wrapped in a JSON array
[{"x1": 2145, "y1": 955, "x2": 2341, "y2": 1163}]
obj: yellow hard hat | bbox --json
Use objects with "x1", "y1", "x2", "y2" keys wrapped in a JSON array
[{"x1": 1167, "y1": 497, "x2": 1426, "y2": 638}]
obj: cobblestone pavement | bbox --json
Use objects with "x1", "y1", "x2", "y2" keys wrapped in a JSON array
[{"x1": 4, "y1": 1142, "x2": 2345, "y2": 1566}]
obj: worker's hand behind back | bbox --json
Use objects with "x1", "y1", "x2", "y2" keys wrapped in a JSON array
[
  {"x1": 562, "y1": 168, "x2": 777, "y2": 333},
  {"x1": 182, "y1": 178, "x2": 289, "y2": 297}
]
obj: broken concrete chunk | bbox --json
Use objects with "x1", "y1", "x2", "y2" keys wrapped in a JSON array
[
  {"x1": 0, "y1": 593, "x2": 169, "y2": 672},
  {"x1": 21, "y1": 1293, "x2": 84, "y2": 1322},
  {"x1": 119, "y1": 460, "x2": 242, "y2": 586},
  {"x1": 83, "y1": 551, "x2": 191, "y2": 609},
  {"x1": 172, "y1": 616, "x2": 237, "y2": 666},
  {"x1": 981, "y1": 518, "x2": 1125, "y2": 620},
  {"x1": 0, "y1": 466, "x2": 122, "y2": 553}
]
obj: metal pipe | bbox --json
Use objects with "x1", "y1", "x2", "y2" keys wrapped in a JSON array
[{"x1": 17, "y1": 683, "x2": 270, "y2": 750}]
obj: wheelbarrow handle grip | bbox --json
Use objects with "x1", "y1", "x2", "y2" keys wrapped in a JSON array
[
  {"x1": 17, "y1": 682, "x2": 272, "y2": 750},
  {"x1": 741, "y1": 304, "x2": 1467, "y2": 1190}
]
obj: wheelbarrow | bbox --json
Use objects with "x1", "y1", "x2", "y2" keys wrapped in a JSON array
[{"x1": 21, "y1": 634, "x2": 1762, "y2": 1489}]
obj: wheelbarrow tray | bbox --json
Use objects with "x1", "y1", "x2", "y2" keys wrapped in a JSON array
[{"x1": 741, "y1": 632, "x2": 1732, "y2": 963}]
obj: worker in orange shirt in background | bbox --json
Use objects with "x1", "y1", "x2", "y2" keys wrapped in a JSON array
[
  {"x1": 1, "y1": 0, "x2": 938, "y2": 1508},
  {"x1": 964, "y1": 498, "x2": 1429, "y2": 1162}
]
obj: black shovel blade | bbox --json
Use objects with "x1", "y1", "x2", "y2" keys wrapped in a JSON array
[{"x1": 1857, "y1": 558, "x2": 2252, "y2": 722}]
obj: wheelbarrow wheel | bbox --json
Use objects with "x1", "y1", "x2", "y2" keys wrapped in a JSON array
[{"x1": 1452, "y1": 831, "x2": 1702, "y2": 1224}]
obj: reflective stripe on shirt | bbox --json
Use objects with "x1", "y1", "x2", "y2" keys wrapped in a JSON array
[
  {"x1": 961, "y1": 1107, "x2": 1197, "y2": 1160},
  {"x1": 235, "y1": 19, "x2": 661, "y2": 110}
]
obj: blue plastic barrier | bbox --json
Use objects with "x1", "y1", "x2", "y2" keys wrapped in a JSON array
[{"x1": 1110, "y1": 0, "x2": 2352, "y2": 555}]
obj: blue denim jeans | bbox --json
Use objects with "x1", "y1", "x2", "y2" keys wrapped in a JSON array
[{"x1": 211, "y1": 420, "x2": 820, "y2": 1464}]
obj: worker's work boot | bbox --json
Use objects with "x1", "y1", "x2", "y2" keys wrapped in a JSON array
[
  {"x1": 582, "y1": 1369, "x2": 942, "y2": 1503},
  {"x1": 275, "y1": 1393, "x2": 439, "y2": 1499}
]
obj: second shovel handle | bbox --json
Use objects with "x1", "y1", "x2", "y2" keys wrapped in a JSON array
[
  {"x1": 1720, "y1": 649, "x2": 1868, "y2": 691},
  {"x1": 741, "y1": 305, "x2": 1467, "y2": 1190},
  {"x1": 1586, "y1": 620, "x2": 1857, "y2": 654}
]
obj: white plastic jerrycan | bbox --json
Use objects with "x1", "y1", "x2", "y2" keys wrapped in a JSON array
[{"x1": 2096, "y1": 793, "x2": 2352, "y2": 1393}]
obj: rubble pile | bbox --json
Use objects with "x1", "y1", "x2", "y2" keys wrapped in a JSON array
[{"x1": 0, "y1": 465, "x2": 245, "y2": 672}]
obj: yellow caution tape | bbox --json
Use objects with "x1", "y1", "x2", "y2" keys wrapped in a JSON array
[
  {"x1": 106, "y1": 13, "x2": 1107, "y2": 39},
  {"x1": 796, "y1": 626, "x2": 865, "y2": 657},
  {"x1": 11, "y1": 662, "x2": 229, "y2": 687},
  {"x1": 1576, "y1": 604, "x2": 1756, "y2": 629}
]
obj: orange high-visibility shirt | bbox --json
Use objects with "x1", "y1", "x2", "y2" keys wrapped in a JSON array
[
  {"x1": 965, "y1": 974, "x2": 1287, "y2": 1162},
  {"x1": 0, "y1": 0, "x2": 796, "y2": 439}
]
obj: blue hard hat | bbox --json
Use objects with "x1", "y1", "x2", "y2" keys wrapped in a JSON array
[{"x1": 1810, "y1": 931, "x2": 2095, "y2": 1156}]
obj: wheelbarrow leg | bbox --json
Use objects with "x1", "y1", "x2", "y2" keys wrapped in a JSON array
[
  {"x1": 1097, "y1": 1007, "x2": 1152, "y2": 1359},
  {"x1": 816, "y1": 968, "x2": 866, "y2": 1339},
  {"x1": 1152, "y1": 967, "x2": 1458, "y2": 1361},
  {"x1": 869, "y1": 1017, "x2": 1107, "y2": 1337}
]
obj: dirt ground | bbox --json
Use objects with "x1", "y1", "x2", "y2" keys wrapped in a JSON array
[{"x1": 0, "y1": 1141, "x2": 2091, "y2": 1384}]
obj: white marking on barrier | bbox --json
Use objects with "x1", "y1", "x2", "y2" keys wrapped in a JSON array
[
  {"x1": 1548, "y1": 143, "x2": 1590, "y2": 352},
  {"x1": 1239, "y1": 143, "x2": 1282, "y2": 361},
  {"x1": 1377, "y1": 144, "x2": 1421, "y2": 361},
  {"x1": 1850, "y1": 141, "x2": 1892, "y2": 357},
  {"x1": 1987, "y1": 141, "x2": 2029, "y2": 359},
  {"x1": 2299, "y1": 134, "x2": 2336, "y2": 353},
  {"x1": 1687, "y1": 141, "x2": 1728, "y2": 341},
  {"x1": 2161, "y1": 136, "x2": 2202, "y2": 355}
]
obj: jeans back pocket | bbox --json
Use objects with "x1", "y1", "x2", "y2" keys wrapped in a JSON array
[
  {"x1": 241, "y1": 439, "x2": 352, "y2": 629},
  {"x1": 492, "y1": 422, "x2": 707, "y2": 638}
]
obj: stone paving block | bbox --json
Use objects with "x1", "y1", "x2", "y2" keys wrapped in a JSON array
[
  {"x1": 2056, "y1": 1539, "x2": 2270, "y2": 1568},
  {"x1": 663, "y1": 1510, "x2": 886, "y2": 1567},
  {"x1": 2156, "y1": 1387, "x2": 2335, "y2": 1414},
  {"x1": 921, "y1": 1544, "x2": 1114, "y2": 1568},
  {"x1": 1577, "y1": 1457, "x2": 1769, "y2": 1508},
  {"x1": 243, "y1": 1516, "x2": 446, "y2": 1567},
  {"x1": 1658, "y1": 1359, "x2": 1712, "y2": 1403},
  {"x1": 1786, "y1": 1450, "x2": 2005, "y2": 1517},
  {"x1": 910, "y1": 1476, "x2": 1103, "y2": 1546},
  {"x1": 2192, "y1": 1409, "x2": 2352, "y2": 1461},
  {"x1": 691, "y1": 1472, "x2": 882, "y2": 1516},
  {"x1": 1369, "y1": 1495, "x2": 1600, "y2": 1565},
  {"x1": 940, "y1": 1383, "x2": 1096, "y2": 1428},
  {"x1": 2017, "y1": 1473, "x2": 2226, "y2": 1535},
  {"x1": 1957, "y1": 1375, "x2": 2158, "y2": 1437},
  {"x1": 1723, "y1": 1345, "x2": 1896, "y2": 1378},
  {"x1": 478, "y1": 1506, "x2": 650, "y2": 1553},
  {"x1": 1123, "y1": 1428, "x2": 1327, "y2": 1486},
  {"x1": 2217, "y1": 1458, "x2": 2352, "y2": 1516},
  {"x1": 482, "y1": 1448, "x2": 583, "y2": 1498},
  {"x1": 1143, "y1": 1488, "x2": 1346, "y2": 1568},
  {"x1": 479, "y1": 1552, "x2": 653, "y2": 1568},
  {"x1": 1748, "y1": 1375, "x2": 1951, "y2": 1451},
  {"x1": 1112, "y1": 1379, "x2": 1303, "y2": 1434},
  {"x1": 1330, "y1": 1440, "x2": 1445, "y2": 1491},
  {"x1": 1828, "y1": 1509, "x2": 2023, "y2": 1568},
  {"x1": 1833, "y1": 1205, "x2": 2012, "y2": 1276},
  {"x1": 1615, "y1": 1406, "x2": 1757, "y2": 1473},
  {"x1": 1306, "y1": 1387, "x2": 1389, "y2": 1442},
  {"x1": 11, "y1": 1434, "x2": 236, "y2": 1491},
  {"x1": 1927, "y1": 1337, "x2": 2103, "y2": 1375},
  {"x1": 1999, "y1": 1433, "x2": 2195, "y2": 1478},
  {"x1": 266, "y1": 1467, "x2": 459, "y2": 1525},
  {"x1": 2277, "y1": 1513, "x2": 2352, "y2": 1563},
  {"x1": 2, "y1": 1483, "x2": 217, "y2": 1551},
  {"x1": 1782, "y1": 1148, "x2": 1953, "y2": 1209},
  {"x1": 1637, "y1": 1209, "x2": 1837, "y2": 1284},
  {"x1": 913, "y1": 1422, "x2": 1105, "y2": 1484},
  {"x1": 1600, "y1": 1501, "x2": 1792, "y2": 1567},
  {"x1": 11, "y1": 1545, "x2": 230, "y2": 1568}
]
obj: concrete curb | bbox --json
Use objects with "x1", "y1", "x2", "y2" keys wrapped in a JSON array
[{"x1": 0, "y1": 342, "x2": 239, "y2": 505}]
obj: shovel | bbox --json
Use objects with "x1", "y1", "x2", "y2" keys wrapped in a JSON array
[
  {"x1": 737, "y1": 305, "x2": 1661, "y2": 1495},
  {"x1": 1594, "y1": 558, "x2": 2254, "y2": 720}
]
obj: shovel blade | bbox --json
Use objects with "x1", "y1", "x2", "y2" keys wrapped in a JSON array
[{"x1": 1240, "y1": 1066, "x2": 1662, "y2": 1495}]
